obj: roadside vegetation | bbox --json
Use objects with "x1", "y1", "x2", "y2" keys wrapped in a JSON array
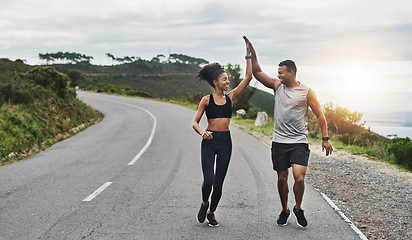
[{"x1": 0, "y1": 59, "x2": 102, "y2": 166}]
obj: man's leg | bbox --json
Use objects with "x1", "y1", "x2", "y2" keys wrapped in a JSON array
[
  {"x1": 292, "y1": 164, "x2": 307, "y2": 210},
  {"x1": 277, "y1": 169, "x2": 289, "y2": 211}
]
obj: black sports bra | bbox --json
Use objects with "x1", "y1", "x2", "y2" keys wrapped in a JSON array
[{"x1": 205, "y1": 94, "x2": 232, "y2": 119}]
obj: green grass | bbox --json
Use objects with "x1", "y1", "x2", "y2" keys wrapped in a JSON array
[{"x1": 0, "y1": 94, "x2": 102, "y2": 166}]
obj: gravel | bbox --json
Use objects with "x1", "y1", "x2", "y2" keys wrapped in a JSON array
[
  {"x1": 238, "y1": 126, "x2": 412, "y2": 239},
  {"x1": 306, "y1": 146, "x2": 412, "y2": 240}
]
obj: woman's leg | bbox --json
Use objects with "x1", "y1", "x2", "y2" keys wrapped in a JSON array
[
  {"x1": 201, "y1": 141, "x2": 216, "y2": 203},
  {"x1": 209, "y1": 140, "x2": 232, "y2": 212}
]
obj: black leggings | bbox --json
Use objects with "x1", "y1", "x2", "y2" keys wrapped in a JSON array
[{"x1": 201, "y1": 130, "x2": 232, "y2": 212}]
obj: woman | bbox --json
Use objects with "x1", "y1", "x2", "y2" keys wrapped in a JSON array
[{"x1": 192, "y1": 37, "x2": 252, "y2": 227}]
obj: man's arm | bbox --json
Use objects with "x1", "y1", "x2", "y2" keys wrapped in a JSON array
[
  {"x1": 307, "y1": 89, "x2": 333, "y2": 156},
  {"x1": 243, "y1": 36, "x2": 280, "y2": 90}
]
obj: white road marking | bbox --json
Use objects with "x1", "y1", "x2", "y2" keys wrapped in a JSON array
[
  {"x1": 79, "y1": 94, "x2": 157, "y2": 166},
  {"x1": 127, "y1": 106, "x2": 157, "y2": 165},
  {"x1": 318, "y1": 191, "x2": 368, "y2": 240},
  {"x1": 83, "y1": 182, "x2": 113, "y2": 202}
]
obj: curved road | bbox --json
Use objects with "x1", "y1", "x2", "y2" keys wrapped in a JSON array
[{"x1": 0, "y1": 91, "x2": 361, "y2": 239}]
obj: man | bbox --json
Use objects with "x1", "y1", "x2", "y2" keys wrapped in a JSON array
[{"x1": 243, "y1": 36, "x2": 333, "y2": 228}]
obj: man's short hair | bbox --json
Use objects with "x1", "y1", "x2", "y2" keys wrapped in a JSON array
[{"x1": 279, "y1": 60, "x2": 297, "y2": 75}]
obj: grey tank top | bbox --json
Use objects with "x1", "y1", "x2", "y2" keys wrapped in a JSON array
[{"x1": 273, "y1": 82, "x2": 310, "y2": 144}]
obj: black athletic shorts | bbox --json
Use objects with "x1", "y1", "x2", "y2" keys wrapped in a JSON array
[{"x1": 271, "y1": 142, "x2": 310, "y2": 172}]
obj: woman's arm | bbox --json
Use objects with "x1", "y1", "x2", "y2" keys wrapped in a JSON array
[
  {"x1": 228, "y1": 36, "x2": 253, "y2": 101},
  {"x1": 192, "y1": 96, "x2": 213, "y2": 140}
]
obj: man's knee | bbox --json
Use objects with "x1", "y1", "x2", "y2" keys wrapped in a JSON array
[
  {"x1": 277, "y1": 170, "x2": 289, "y2": 183},
  {"x1": 294, "y1": 176, "x2": 305, "y2": 185}
]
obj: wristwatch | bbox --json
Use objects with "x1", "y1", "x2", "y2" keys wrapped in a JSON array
[{"x1": 322, "y1": 136, "x2": 330, "y2": 141}]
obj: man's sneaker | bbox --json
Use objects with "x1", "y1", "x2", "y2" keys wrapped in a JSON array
[
  {"x1": 197, "y1": 203, "x2": 208, "y2": 223},
  {"x1": 292, "y1": 206, "x2": 308, "y2": 227},
  {"x1": 277, "y1": 209, "x2": 290, "y2": 226},
  {"x1": 207, "y1": 213, "x2": 219, "y2": 227}
]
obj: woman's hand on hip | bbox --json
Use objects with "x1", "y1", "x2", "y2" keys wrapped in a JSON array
[{"x1": 202, "y1": 131, "x2": 213, "y2": 140}]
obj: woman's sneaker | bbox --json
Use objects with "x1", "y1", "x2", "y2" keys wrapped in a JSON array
[
  {"x1": 197, "y1": 203, "x2": 208, "y2": 223},
  {"x1": 277, "y1": 209, "x2": 290, "y2": 226},
  {"x1": 207, "y1": 213, "x2": 219, "y2": 227},
  {"x1": 292, "y1": 206, "x2": 308, "y2": 228}
]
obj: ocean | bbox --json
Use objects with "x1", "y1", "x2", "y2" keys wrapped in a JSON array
[{"x1": 365, "y1": 124, "x2": 412, "y2": 139}]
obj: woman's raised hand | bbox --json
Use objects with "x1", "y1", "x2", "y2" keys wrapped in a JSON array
[{"x1": 243, "y1": 36, "x2": 251, "y2": 55}]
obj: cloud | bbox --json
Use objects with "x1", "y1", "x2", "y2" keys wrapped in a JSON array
[{"x1": 1, "y1": 0, "x2": 412, "y2": 113}]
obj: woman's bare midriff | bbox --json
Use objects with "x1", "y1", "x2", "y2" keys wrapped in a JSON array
[{"x1": 207, "y1": 118, "x2": 231, "y2": 131}]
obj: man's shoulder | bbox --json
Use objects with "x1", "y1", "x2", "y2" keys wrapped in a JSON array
[{"x1": 298, "y1": 82, "x2": 310, "y2": 89}]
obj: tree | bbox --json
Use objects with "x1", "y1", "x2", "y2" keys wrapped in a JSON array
[
  {"x1": 39, "y1": 52, "x2": 93, "y2": 65},
  {"x1": 106, "y1": 53, "x2": 114, "y2": 65},
  {"x1": 151, "y1": 57, "x2": 160, "y2": 62},
  {"x1": 124, "y1": 56, "x2": 132, "y2": 63},
  {"x1": 169, "y1": 53, "x2": 209, "y2": 66},
  {"x1": 323, "y1": 102, "x2": 364, "y2": 135},
  {"x1": 67, "y1": 70, "x2": 82, "y2": 87},
  {"x1": 157, "y1": 54, "x2": 166, "y2": 62},
  {"x1": 225, "y1": 63, "x2": 256, "y2": 112}
]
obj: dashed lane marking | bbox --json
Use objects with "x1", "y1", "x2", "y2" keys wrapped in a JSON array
[{"x1": 83, "y1": 182, "x2": 113, "y2": 202}]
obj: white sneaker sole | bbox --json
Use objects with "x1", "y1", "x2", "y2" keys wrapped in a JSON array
[{"x1": 208, "y1": 222, "x2": 219, "y2": 227}]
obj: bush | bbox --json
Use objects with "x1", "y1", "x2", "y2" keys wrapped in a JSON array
[
  {"x1": 338, "y1": 133, "x2": 357, "y2": 145},
  {"x1": 0, "y1": 71, "x2": 47, "y2": 105},
  {"x1": 246, "y1": 107, "x2": 260, "y2": 119},
  {"x1": 323, "y1": 102, "x2": 364, "y2": 136},
  {"x1": 27, "y1": 66, "x2": 69, "y2": 98},
  {"x1": 389, "y1": 137, "x2": 412, "y2": 170},
  {"x1": 187, "y1": 93, "x2": 204, "y2": 104},
  {"x1": 125, "y1": 89, "x2": 153, "y2": 98}
]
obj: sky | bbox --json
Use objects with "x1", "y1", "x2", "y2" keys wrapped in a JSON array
[{"x1": 1, "y1": 0, "x2": 412, "y2": 115}]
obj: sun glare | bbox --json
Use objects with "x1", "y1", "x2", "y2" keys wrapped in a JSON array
[{"x1": 345, "y1": 69, "x2": 369, "y2": 91}]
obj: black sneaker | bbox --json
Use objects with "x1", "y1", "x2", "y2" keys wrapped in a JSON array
[
  {"x1": 207, "y1": 213, "x2": 219, "y2": 227},
  {"x1": 292, "y1": 206, "x2": 308, "y2": 228},
  {"x1": 197, "y1": 203, "x2": 208, "y2": 223},
  {"x1": 277, "y1": 209, "x2": 290, "y2": 226}
]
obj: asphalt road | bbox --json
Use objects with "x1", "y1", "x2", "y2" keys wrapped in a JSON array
[{"x1": 0, "y1": 91, "x2": 361, "y2": 239}]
